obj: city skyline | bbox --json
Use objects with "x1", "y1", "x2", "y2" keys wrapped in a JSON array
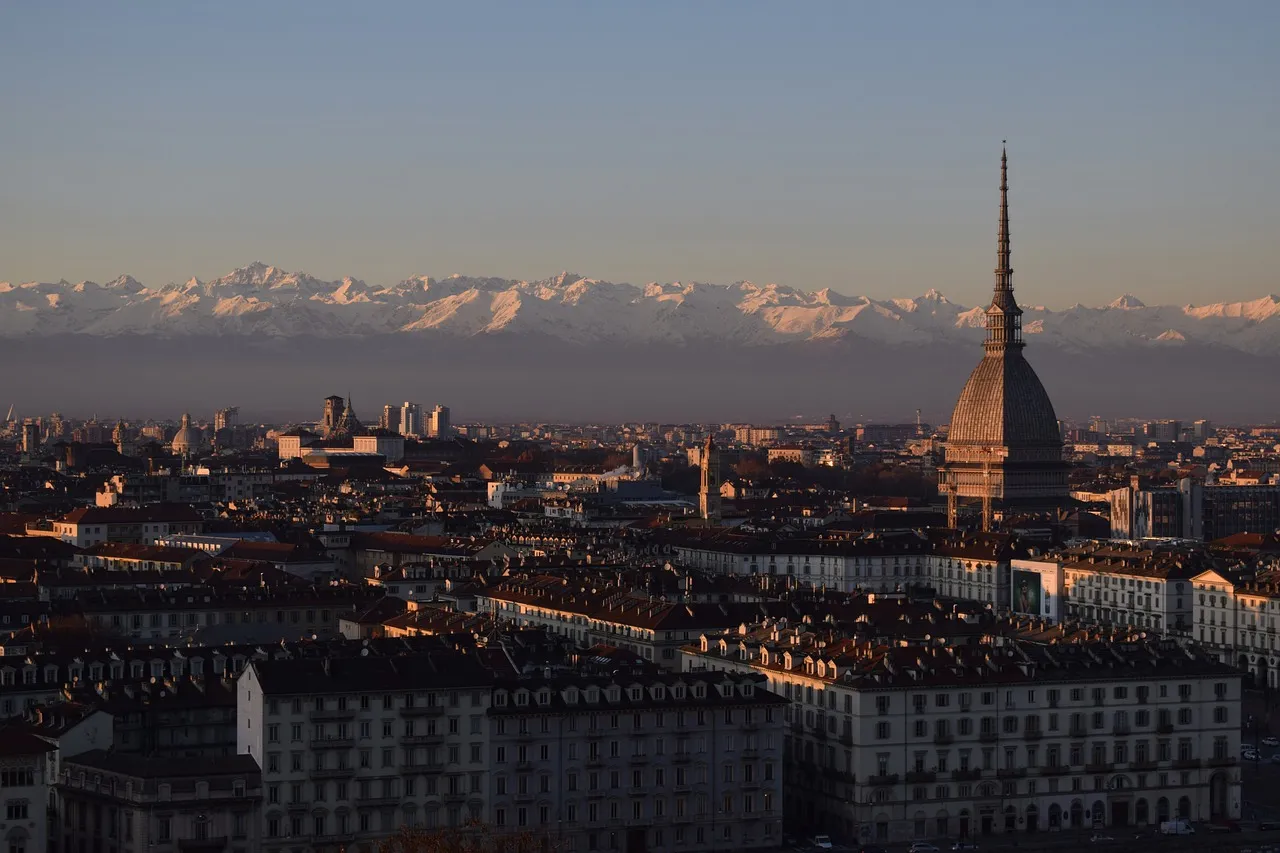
[{"x1": 3, "y1": 2, "x2": 1279, "y2": 307}]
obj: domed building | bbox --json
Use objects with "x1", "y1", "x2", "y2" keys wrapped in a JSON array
[
  {"x1": 938, "y1": 147, "x2": 1069, "y2": 528},
  {"x1": 170, "y1": 413, "x2": 202, "y2": 457}
]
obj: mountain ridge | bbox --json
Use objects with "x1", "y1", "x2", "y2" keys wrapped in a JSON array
[{"x1": 3, "y1": 263, "x2": 1280, "y2": 354}]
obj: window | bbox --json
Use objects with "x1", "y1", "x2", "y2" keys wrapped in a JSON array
[{"x1": 5, "y1": 801, "x2": 28, "y2": 821}]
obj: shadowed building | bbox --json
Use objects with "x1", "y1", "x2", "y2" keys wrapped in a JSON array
[{"x1": 939, "y1": 147, "x2": 1069, "y2": 527}]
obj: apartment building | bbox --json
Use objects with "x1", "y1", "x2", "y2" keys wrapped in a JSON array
[
  {"x1": 43, "y1": 505, "x2": 205, "y2": 548},
  {"x1": 683, "y1": 629, "x2": 1240, "y2": 845},
  {"x1": 237, "y1": 649, "x2": 499, "y2": 853},
  {"x1": 236, "y1": 641, "x2": 788, "y2": 853},
  {"x1": 0, "y1": 729, "x2": 57, "y2": 853},
  {"x1": 488, "y1": 671, "x2": 785, "y2": 853},
  {"x1": 74, "y1": 585, "x2": 380, "y2": 644},
  {"x1": 56, "y1": 752, "x2": 262, "y2": 853},
  {"x1": 1012, "y1": 542, "x2": 1199, "y2": 633},
  {"x1": 671, "y1": 530, "x2": 1017, "y2": 609},
  {"x1": 1192, "y1": 567, "x2": 1280, "y2": 688},
  {"x1": 477, "y1": 576, "x2": 792, "y2": 667}
]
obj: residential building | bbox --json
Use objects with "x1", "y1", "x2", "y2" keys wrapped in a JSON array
[
  {"x1": 684, "y1": 630, "x2": 1241, "y2": 844},
  {"x1": 0, "y1": 729, "x2": 57, "y2": 853},
  {"x1": 488, "y1": 671, "x2": 785, "y2": 853},
  {"x1": 57, "y1": 752, "x2": 262, "y2": 853}
]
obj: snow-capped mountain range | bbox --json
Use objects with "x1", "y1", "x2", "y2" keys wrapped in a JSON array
[{"x1": 3, "y1": 262, "x2": 1280, "y2": 353}]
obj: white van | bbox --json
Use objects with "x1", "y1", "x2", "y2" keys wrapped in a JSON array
[{"x1": 1159, "y1": 820, "x2": 1195, "y2": 835}]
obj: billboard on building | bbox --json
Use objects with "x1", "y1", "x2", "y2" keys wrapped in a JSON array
[
  {"x1": 1009, "y1": 559, "x2": 1063, "y2": 621},
  {"x1": 1012, "y1": 569, "x2": 1043, "y2": 616}
]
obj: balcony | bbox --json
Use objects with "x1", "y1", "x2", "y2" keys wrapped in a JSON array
[
  {"x1": 1173, "y1": 758, "x2": 1201, "y2": 769},
  {"x1": 978, "y1": 731, "x2": 999, "y2": 743},
  {"x1": 1068, "y1": 726, "x2": 1088, "y2": 738},
  {"x1": 1157, "y1": 723, "x2": 1175, "y2": 734},
  {"x1": 401, "y1": 734, "x2": 445, "y2": 746},
  {"x1": 309, "y1": 709, "x2": 355, "y2": 722},
  {"x1": 996, "y1": 768, "x2": 1027, "y2": 779},
  {"x1": 179, "y1": 839, "x2": 230, "y2": 852},
  {"x1": 628, "y1": 754, "x2": 649, "y2": 764},
  {"x1": 356, "y1": 796, "x2": 399, "y2": 806},
  {"x1": 812, "y1": 728, "x2": 828, "y2": 741},
  {"x1": 1129, "y1": 761, "x2": 1158, "y2": 771},
  {"x1": 312, "y1": 767, "x2": 355, "y2": 779},
  {"x1": 1022, "y1": 729, "x2": 1044, "y2": 741},
  {"x1": 399, "y1": 705, "x2": 444, "y2": 718},
  {"x1": 1085, "y1": 762, "x2": 1114, "y2": 774},
  {"x1": 905, "y1": 771, "x2": 936, "y2": 784},
  {"x1": 933, "y1": 733, "x2": 954, "y2": 746},
  {"x1": 311, "y1": 737, "x2": 354, "y2": 749},
  {"x1": 401, "y1": 762, "x2": 445, "y2": 772},
  {"x1": 1038, "y1": 766, "x2": 1069, "y2": 776},
  {"x1": 1207, "y1": 756, "x2": 1237, "y2": 768},
  {"x1": 951, "y1": 769, "x2": 982, "y2": 782},
  {"x1": 1112, "y1": 725, "x2": 1131, "y2": 736},
  {"x1": 672, "y1": 753, "x2": 691, "y2": 764},
  {"x1": 867, "y1": 774, "x2": 899, "y2": 786},
  {"x1": 839, "y1": 734, "x2": 855, "y2": 747}
]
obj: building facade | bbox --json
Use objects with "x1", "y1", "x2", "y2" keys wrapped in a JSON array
[{"x1": 683, "y1": 634, "x2": 1241, "y2": 845}]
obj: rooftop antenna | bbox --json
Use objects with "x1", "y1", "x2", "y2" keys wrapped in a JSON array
[{"x1": 916, "y1": 408, "x2": 923, "y2": 438}]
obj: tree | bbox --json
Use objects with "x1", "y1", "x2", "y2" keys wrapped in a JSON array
[{"x1": 378, "y1": 822, "x2": 560, "y2": 853}]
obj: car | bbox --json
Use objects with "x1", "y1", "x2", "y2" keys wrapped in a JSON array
[
  {"x1": 1260, "y1": 820, "x2": 1280, "y2": 831},
  {"x1": 1265, "y1": 737, "x2": 1280, "y2": 747},
  {"x1": 909, "y1": 844, "x2": 940, "y2": 853},
  {"x1": 1090, "y1": 835, "x2": 1115, "y2": 843},
  {"x1": 811, "y1": 836, "x2": 834, "y2": 850},
  {"x1": 951, "y1": 843, "x2": 979, "y2": 851},
  {"x1": 1207, "y1": 821, "x2": 1242, "y2": 833},
  {"x1": 1270, "y1": 754, "x2": 1280, "y2": 764},
  {"x1": 856, "y1": 847, "x2": 888, "y2": 853}
]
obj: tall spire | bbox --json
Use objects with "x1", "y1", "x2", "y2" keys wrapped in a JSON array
[
  {"x1": 985, "y1": 141, "x2": 1023, "y2": 350},
  {"x1": 997, "y1": 142, "x2": 1011, "y2": 293}
]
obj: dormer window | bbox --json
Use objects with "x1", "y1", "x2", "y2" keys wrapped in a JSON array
[
  {"x1": 629, "y1": 687, "x2": 643, "y2": 701},
  {"x1": 607, "y1": 687, "x2": 621, "y2": 703},
  {"x1": 672, "y1": 685, "x2": 685, "y2": 700},
  {"x1": 515, "y1": 692, "x2": 528, "y2": 706},
  {"x1": 652, "y1": 685, "x2": 666, "y2": 700},
  {"x1": 693, "y1": 684, "x2": 706, "y2": 699},
  {"x1": 495, "y1": 692, "x2": 508, "y2": 707},
  {"x1": 537, "y1": 690, "x2": 551, "y2": 706},
  {"x1": 586, "y1": 688, "x2": 600, "y2": 703}
]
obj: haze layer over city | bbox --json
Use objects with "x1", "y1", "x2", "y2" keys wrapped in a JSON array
[{"x1": 4, "y1": 4, "x2": 1280, "y2": 853}]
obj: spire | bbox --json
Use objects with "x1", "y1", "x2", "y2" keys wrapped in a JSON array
[
  {"x1": 997, "y1": 142, "x2": 1011, "y2": 293},
  {"x1": 985, "y1": 141, "x2": 1023, "y2": 351}
]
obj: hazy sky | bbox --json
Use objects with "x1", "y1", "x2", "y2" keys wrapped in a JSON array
[{"x1": 3, "y1": 1, "x2": 1278, "y2": 308}]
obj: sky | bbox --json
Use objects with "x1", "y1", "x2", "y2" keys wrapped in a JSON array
[{"x1": 2, "y1": 1, "x2": 1278, "y2": 309}]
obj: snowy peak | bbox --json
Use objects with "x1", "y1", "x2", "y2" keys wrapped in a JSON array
[
  {"x1": 1108, "y1": 294, "x2": 1146, "y2": 309},
  {"x1": 2, "y1": 263, "x2": 1280, "y2": 354}
]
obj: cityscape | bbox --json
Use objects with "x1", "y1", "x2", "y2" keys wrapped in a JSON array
[{"x1": 4, "y1": 4, "x2": 1280, "y2": 853}]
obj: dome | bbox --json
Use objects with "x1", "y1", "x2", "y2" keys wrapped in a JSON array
[
  {"x1": 947, "y1": 350, "x2": 1060, "y2": 449},
  {"x1": 171, "y1": 413, "x2": 201, "y2": 455}
]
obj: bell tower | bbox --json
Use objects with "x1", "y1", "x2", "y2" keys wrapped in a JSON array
[{"x1": 698, "y1": 435, "x2": 722, "y2": 523}]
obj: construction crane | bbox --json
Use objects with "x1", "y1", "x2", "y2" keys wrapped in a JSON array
[{"x1": 4, "y1": 404, "x2": 12, "y2": 423}]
